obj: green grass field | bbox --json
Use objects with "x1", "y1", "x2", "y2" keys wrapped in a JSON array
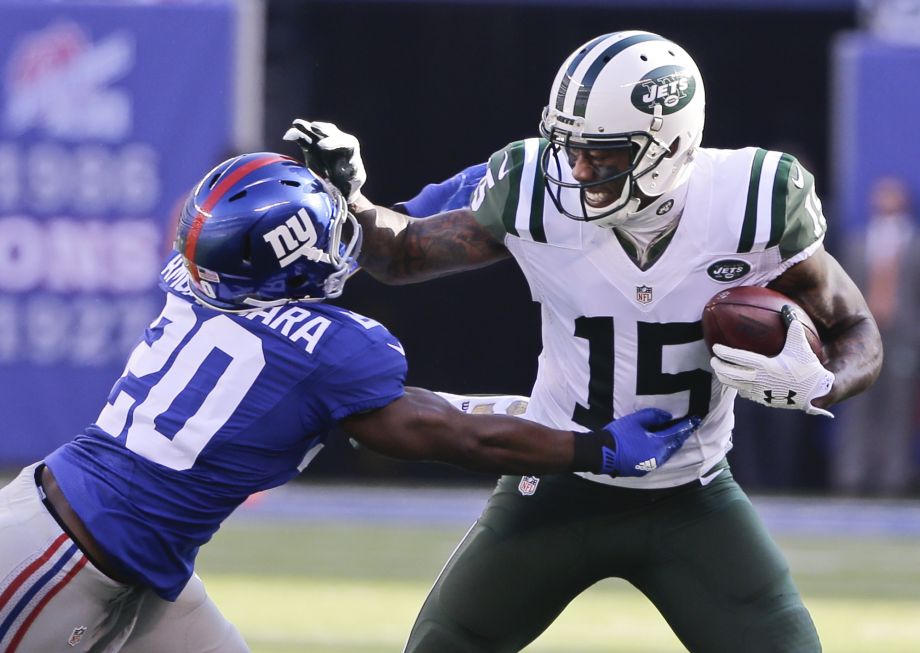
[{"x1": 197, "y1": 517, "x2": 920, "y2": 652}]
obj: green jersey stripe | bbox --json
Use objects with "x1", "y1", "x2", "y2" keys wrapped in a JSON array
[
  {"x1": 768, "y1": 153, "x2": 795, "y2": 249},
  {"x1": 738, "y1": 148, "x2": 767, "y2": 253},
  {"x1": 501, "y1": 145, "x2": 525, "y2": 237},
  {"x1": 573, "y1": 34, "x2": 665, "y2": 117},
  {"x1": 529, "y1": 141, "x2": 549, "y2": 243}
]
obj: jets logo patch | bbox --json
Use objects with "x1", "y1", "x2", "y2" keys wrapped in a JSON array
[
  {"x1": 631, "y1": 65, "x2": 697, "y2": 115},
  {"x1": 656, "y1": 199, "x2": 674, "y2": 215},
  {"x1": 707, "y1": 259, "x2": 751, "y2": 283}
]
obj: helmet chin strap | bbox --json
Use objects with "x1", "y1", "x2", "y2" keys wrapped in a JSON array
[
  {"x1": 584, "y1": 195, "x2": 641, "y2": 226},
  {"x1": 588, "y1": 179, "x2": 689, "y2": 234},
  {"x1": 610, "y1": 185, "x2": 689, "y2": 271}
]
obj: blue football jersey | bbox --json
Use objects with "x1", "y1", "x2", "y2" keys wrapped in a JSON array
[{"x1": 45, "y1": 253, "x2": 407, "y2": 600}]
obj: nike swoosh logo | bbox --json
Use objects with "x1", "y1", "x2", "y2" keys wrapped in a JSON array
[
  {"x1": 790, "y1": 164, "x2": 804, "y2": 189},
  {"x1": 497, "y1": 152, "x2": 510, "y2": 180},
  {"x1": 387, "y1": 342, "x2": 405, "y2": 356},
  {"x1": 699, "y1": 468, "x2": 725, "y2": 486}
]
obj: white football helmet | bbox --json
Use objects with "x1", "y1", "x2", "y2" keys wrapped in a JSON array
[{"x1": 539, "y1": 31, "x2": 706, "y2": 227}]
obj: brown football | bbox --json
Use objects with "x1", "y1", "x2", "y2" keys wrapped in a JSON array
[{"x1": 702, "y1": 286, "x2": 825, "y2": 361}]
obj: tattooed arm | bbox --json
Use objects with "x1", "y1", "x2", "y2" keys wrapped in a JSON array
[
  {"x1": 349, "y1": 194, "x2": 511, "y2": 284},
  {"x1": 281, "y1": 120, "x2": 506, "y2": 282},
  {"x1": 768, "y1": 246, "x2": 882, "y2": 408}
]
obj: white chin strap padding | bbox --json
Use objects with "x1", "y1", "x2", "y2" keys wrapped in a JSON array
[{"x1": 586, "y1": 195, "x2": 641, "y2": 226}]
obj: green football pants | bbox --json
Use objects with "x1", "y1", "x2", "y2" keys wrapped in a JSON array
[{"x1": 404, "y1": 465, "x2": 820, "y2": 653}]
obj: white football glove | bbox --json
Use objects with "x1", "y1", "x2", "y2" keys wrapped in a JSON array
[
  {"x1": 283, "y1": 119, "x2": 367, "y2": 203},
  {"x1": 435, "y1": 392, "x2": 530, "y2": 417},
  {"x1": 711, "y1": 318, "x2": 835, "y2": 418}
]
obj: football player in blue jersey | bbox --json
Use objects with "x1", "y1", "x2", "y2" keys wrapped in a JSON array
[
  {"x1": 0, "y1": 153, "x2": 699, "y2": 652},
  {"x1": 285, "y1": 30, "x2": 882, "y2": 653}
]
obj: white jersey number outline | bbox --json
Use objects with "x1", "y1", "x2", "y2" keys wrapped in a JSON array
[{"x1": 95, "y1": 296, "x2": 266, "y2": 470}]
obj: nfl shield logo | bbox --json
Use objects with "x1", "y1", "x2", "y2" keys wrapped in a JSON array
[
  {"x1": 636, "y1": 285, "x2": 653, "y2": 304},
  {"x1": 68, "y1": 626, "x2": 88, "y2": 647},
  {"x1": 518, "y1": 475, "x2": 540, "y2": 496}
]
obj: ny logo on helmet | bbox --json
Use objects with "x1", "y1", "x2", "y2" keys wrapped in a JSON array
[{"x1": 263, "y1": 208, "x2": 333, "y2": 268}]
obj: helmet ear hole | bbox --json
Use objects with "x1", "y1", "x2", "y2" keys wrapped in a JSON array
[
  {"x1": 340, "y1": 216, "x2": 355, "y2": 242},
  {"x1": 666, "y1": 137, "x2": 681, "y2": 158},
  {"x1": 285, "y1": 274, "x2": 307, "y2": 291}
]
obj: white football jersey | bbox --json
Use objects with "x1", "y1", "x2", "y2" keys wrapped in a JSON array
[{"x1": 471, "y1": 139, "x2": 827, "y2": 488}]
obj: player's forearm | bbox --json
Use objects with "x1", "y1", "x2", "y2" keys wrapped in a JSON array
[
  {"x1": 448, "y1": 412, "x2": 578, "y2": 474},
  {"x1": 349, "y1": 196, "x2": 411, "y2": 283},
  {"x1": 350, "y1": 197, "x2": 509, "y2": 284},
  {"x1": 815, "y1": 314, "x2": 882, "y2": 407},
  {"x1": 390, "y1": 388, "x2": 576, "y2": 473},
  {"x1": 771, "y1": 248, "x2": 883, "y2": 409},
  {"x1": 344, "y1": 388, "x2": 613, "y2": 474}
]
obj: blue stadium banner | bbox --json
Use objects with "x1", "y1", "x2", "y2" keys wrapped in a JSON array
[
  {"x1": 832, "y1": 33, "x2": 920, "y2": 233},
  {"x1": 0, "y1": 1, "x2": 242, "y2": 464}
]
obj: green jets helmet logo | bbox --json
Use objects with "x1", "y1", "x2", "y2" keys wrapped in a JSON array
[
  {"x1": 656, "y1": 199, "x2": 674, "y2": 215},
  {"x1": 707, "y1": 259, "x2": 751, "y2": 282},
  {"x1": 631, "y1": 65, "x2": 696, "y2": 115}
]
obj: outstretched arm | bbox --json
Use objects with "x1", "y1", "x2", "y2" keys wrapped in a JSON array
[
  {"x1": 341, "y1": 387, "x2": 570, "y2": 474},
  {"x1": 339, "y1": 387, "x2": 699, "y2": 477},
  {"x1": 283, "y1": 119, "x2": 509, "y2": 284}
]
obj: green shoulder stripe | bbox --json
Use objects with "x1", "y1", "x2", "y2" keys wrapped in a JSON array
[
  {"x1": 736, "y1": 150, "x2": 825, "y2": 258},
  {"x1": 500, "y1": 142, "x2": 525, "y2": 236},
  {"x1": 527, "y1": 140, "x2": 549, "y2": 244},
  {"x1": 738, "y1": 148, "x2": 767, "y2": 253},
  {"x1": 768, "y1": 153, "x2": 795, "y2": 248}
]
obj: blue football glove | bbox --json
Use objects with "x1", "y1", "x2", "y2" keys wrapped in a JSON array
[
  {"x1": 573, "y1": 408, "x2": 700, "y2": 477},
  {"x1": 393, "y1": 163, "x2": 488, "y2": 217}
]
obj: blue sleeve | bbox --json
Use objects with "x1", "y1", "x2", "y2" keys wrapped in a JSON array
[
  {"x1": 394, "y1": 163, "x2": 488, "y2": 217},
  {"x1": 313, "y1": 339, "x2": 407, "y2": 422}
]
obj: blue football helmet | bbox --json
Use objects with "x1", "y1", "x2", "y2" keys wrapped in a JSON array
[{"x1": 175, "y1": 152, "x2": 361, "y2": 312}]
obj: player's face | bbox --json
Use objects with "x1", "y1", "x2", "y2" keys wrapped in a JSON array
[{"x1": 565, "y1": 146, "x2": 632, "y2": 209}]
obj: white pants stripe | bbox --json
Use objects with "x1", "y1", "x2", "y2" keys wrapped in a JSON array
[
  {"x1": 0, "y1": 531, "x2": 89, "y2": 651},
  {"x1": 0, "y1": 464, "x2": 248, "y2": 652}
]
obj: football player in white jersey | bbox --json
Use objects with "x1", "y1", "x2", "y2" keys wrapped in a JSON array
[
  {"x1": 0, "y1": 153, "x2": 698, "y2": 652},
  {"x1": 285, "y1": 30, "x2": 882, "y2": 653}
]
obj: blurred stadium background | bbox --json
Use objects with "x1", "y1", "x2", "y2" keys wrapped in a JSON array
[{"x1": 1, "y1": 0, "x2": 919, "y2": 650}]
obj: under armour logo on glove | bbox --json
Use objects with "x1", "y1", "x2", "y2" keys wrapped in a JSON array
[
  {"x1": 711, "y1": 318, "x2": 835, "y2": 418},
  {"x1": 763, "y1": 390, "x2": 797, "y2": 405}
]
